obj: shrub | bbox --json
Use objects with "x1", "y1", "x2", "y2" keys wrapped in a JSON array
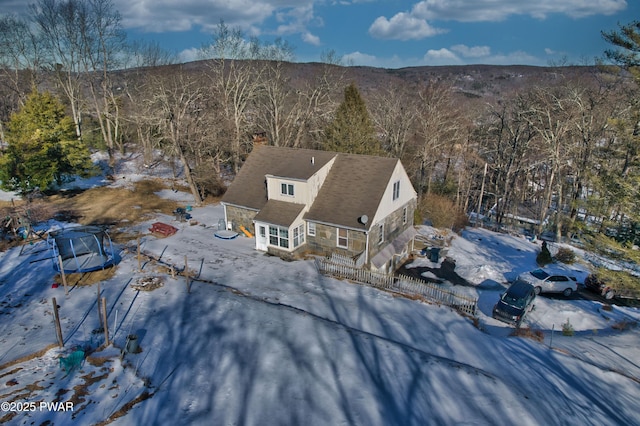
[
  {"x1": 554, "y1": 247, "x2": 576, "y2": 264},
  {"x1": 418, "y1": 193, "x2": 468, "y2": 231},
  {"x1": 536, "y1": 241, "x2": 553, "y2": 266},
  {"x1": 511, "y1": 327, "x2": 544, "y2": 342},
  {"x1": 561, "y1": 319, "x2": 574, "y2": 336}
]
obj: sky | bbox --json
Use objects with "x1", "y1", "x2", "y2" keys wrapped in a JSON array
[{"x1": 0, "y1": 1, "x2": 638, "y2": 68}]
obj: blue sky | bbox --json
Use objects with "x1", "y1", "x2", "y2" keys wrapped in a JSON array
[{"x1": 1, "y1": 0, "x2": 637, "y2": 68}]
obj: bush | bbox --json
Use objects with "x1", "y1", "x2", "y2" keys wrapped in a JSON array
[
  {"x1": 511, "y1": 327, "x2": 544, "y2": 342},
  {"x1": 536, "y1": 241, "x2": 553, "y2": 266},
  {"x1": 418, "y1": 193, "x2": 468, "y2": 231},
  {"x1": 554, "y1": 247, "x2": 576, "y2": 264},
  {"x1": 561, "y1": 319, "x2": 574, "y2": 336}
]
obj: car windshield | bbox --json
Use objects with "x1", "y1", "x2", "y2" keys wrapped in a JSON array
[
  {"x1": 501, "y1": 292, "x2": 526, "y2": 309},
  {"x1": 530, "y1": 269, "x2": 549, "y2": 280}
]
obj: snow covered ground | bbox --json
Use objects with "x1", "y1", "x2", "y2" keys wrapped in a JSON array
[{"x1": 1, "y1": 155, "x2": 639, "y2": 425}]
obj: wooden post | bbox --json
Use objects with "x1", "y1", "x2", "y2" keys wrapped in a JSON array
[
  {"x1": 52, "y1": 298, "x2": 64, "y2": 348},
  {"x1": 101, "y1": 297, "x2": 109, "y2": 346},
  {"x1": 97, "y1": 282, "x2": 102, "y2": 327},
  {"x1": 58, "y1": 255, "x2": 68, "y2": 296},
  {"x1": 137, "y1": 237, "x2": 142, "y2": 272},
  {"x1": 185, "y1": 255, "x2": 190, "y2": 293}
]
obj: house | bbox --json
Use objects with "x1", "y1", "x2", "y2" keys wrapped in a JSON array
[{"x1": 221, "y1": 146, "x2": 418, "y2": 272}]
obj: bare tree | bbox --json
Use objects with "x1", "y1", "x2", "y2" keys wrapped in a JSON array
[
  {"x1": 80, "y1": 0, "x2": 127, "y2": 169},
  {"x1": 148, "y1": 69, "x2": 208, "y2": 204},
  {"x1": 0, "y1": 15, "x2": 42, "y2": 101},
  {"x1": 253, "y1": 49, "x2": 344, "y2": 149},
  {"x1": 412, "y1": 82, "x2": 463, "y2": 197},
  {"x1": 126, "y1": 39, "x2": 177, "y2": 69},
  {"x1": 200, "y1": 22, "x2": 264, "y2": 173},
  {"x1": 479, "y1": 95, "x2": 536, "y2": 225},
  {"x1": 370, "y1": 83, "x2": 418, "y2": 158},
  {"x1": 521, "y1": 85, "x2": 577, "y2": 238},
  {"x1": 31, "y1": 0, "x2": 87, "y2": 138}
]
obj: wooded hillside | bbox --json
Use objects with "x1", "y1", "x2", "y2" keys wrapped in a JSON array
[{"x1": 1, "y1": 3, "x2": 639, "y2": 246}]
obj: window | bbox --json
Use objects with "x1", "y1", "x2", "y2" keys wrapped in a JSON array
[
  {"x1": 293, "y1": 224, "x2": 305, "y2": 247},
  {"x1": 259, "y1": 226, "x2": 266, "y2": 238},
  {"x1": 269, "y1": 225, "x2": 289, "y2": 249},
  {"x1": 378, "y1": 224, "x2": 384, "y2": 245},
  {"x1": 337, "y1": 228, "x2": 348, "y2": 248},
  {"x1": 402, "y1": 206, "x2": 408, "y2": 225},
  {"x1": 307, "y1": 222, "x2": 316, "y2": 236},
  {"x1": 281, "y1": 183, "x2": 294, "y2": 196},
  {"x1": 392, "y1": 181, "x2": 400, "y2": 200},
  {"x1": 269, "y1": 226, "x2": 279, "y2": 246}
]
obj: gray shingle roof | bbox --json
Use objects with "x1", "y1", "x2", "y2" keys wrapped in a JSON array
[
  {"x1": 304, "y1": 153, "x2": 398, "y2": 230},
  {"x1": 254, "y1": 200, "x2": 306, "y2": 227},
  {"x1": 222, "y1": 146, "x2": 400, "y2": 230}
]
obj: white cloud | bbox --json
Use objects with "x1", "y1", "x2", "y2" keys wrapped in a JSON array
[
  {"x1": 302, "y1": 32, "x2": 321, "y2": 46},
  {"x1": 113, "y1": 1, "x2": 319, "y2": 36},
  {"x1": 480, "y1": 50, "x2": 541, "y2": 65},
  {"x1": 410, "y1": 0, "x2": 627, "y2": 22},
  {"x1": 418, "y1": 45, "x2": 543, "y2": 66},
  {"x1": 423, "y1": 48, "x2": 463, "y2": 65},
  {"x1": 178, "y1": 47, "x2": 201, "y2": 63},
  {"x1": 369, "y1": 12, "x2": 447, "y2": 40},
  {"x1": 450, "y1": 44, "x2": 491, "y2": 58},
  {"x1": 342, "y1": 51, "x2": 379, "y2": 66}
]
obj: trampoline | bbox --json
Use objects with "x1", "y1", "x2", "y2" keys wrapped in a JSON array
[
  {"x1": 214, "y1": 218, "x2": 239, "y2": 240},
  {"x1": 48, "y1": 226, "x2": 117, "y2": 273}
]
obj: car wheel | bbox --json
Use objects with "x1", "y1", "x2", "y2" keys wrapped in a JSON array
[
  {"x1": 534, "y1": 286, "x2": 542, "y2": 295},
  {"x1": 562, "y1": 287, "x2": 573, "y2": 297}
]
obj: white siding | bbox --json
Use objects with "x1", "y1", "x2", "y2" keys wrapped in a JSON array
[
  {"x1": 265, "y1": 157, "x2": 336, "y2": 208},
  {"x1": 371, "y1": 161, "x2": 417, "y2": 225}
]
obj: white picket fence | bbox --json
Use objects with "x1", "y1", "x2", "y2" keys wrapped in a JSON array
[{"x1": 315, "y1": 258, "x2": 477, "y2": 317}]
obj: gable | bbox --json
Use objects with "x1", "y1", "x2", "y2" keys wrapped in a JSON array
[{"x1": 371, "y1": 161, "x2": 418, "y2": 225}]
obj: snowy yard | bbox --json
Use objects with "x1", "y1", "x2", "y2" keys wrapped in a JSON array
[{"x1": 1, "y1": 170, "x2": 639, "y2": 425}]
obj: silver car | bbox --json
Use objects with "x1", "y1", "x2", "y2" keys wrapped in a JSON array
[{"x1": 516, "y1": 268, "x2": 578, "y2": 297}]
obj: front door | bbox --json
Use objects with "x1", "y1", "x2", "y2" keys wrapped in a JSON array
[{"x1": 256, "y1": 224, "x2": 268, "y2": 251}]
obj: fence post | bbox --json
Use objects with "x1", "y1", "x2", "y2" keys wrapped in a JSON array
[
  {"x1": 101, "y1": 297, "x2": 109, "y2": 346},
  {"x1": 58, "y1": 255, "x2": 68, "y2": 296},
  {"x1": 52, "y1": 298, "x2": 64, "y2": 348}
]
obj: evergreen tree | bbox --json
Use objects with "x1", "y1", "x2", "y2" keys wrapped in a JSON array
[
  {"x1": 536, "y1": 241, "x2": 553, "y2": 266},
  {"x1": 601, "y1": 20, "x2": 640, "y2": 244},
  {"x1": 0, "y1": 90, "x2": 93, "y2": 194},
  {"x1": 602, "y1": 20, "x2": 640, "y2": 79},
  {"x1": 324, "y1": 83, "x2": 382, "y2": 155}
]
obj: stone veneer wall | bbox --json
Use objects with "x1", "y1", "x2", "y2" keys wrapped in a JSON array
[
  {"x1": 305, "y1": 223, "x2": 367, "y2": 258},
  {"x1": 224, "y1": 205, "x2": 258, "y2": 234},
  {"x1": 228, "y1": 200, "x2": 417, "y2": 267},
  {"x1": 368, "y1": 200, "x2": 417, "y2": 259}
]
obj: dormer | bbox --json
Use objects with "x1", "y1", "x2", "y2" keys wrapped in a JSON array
[{"x1": 265, "y1": 155, "x2": 336, "y2": 208}]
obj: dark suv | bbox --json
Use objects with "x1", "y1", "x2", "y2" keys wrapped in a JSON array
[{"x1": 493, "y1": 280, "x2": 536, "y2": 327}]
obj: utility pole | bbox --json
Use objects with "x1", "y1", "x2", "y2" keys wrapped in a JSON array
[{"x1": 476, "y1": 162, "x2": 487, "y2": 227}]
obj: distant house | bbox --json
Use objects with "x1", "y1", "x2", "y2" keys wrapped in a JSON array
[{"x1": 221, "y1": 146, "x2": 418, "y2": 273}]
